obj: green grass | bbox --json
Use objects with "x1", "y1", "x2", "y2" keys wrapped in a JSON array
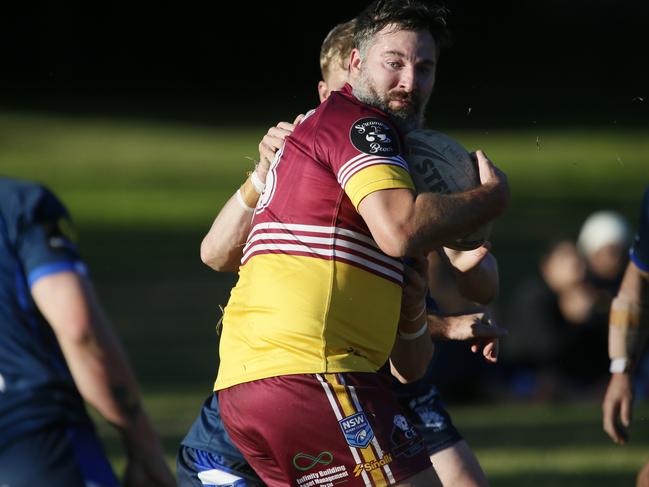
[
  {"x1": 2, "y1": 109, "x2": 648, "y2": 485},
  {"x1": 0, "y1": 111, "x2": 263, "y2": 227}
]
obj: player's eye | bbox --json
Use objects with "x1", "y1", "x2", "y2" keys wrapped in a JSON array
[{"x1": 386, "y1": 61, "x2": 402, "y2": 70}]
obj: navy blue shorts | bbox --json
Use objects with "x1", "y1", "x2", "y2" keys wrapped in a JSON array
[
  {"x1": 176, "y1": 444, "x2": 263, "y2": 486},
  {"x1": 397, "y1": 384, "x2": 463, "y2": 456},
  {"x1": 0, "y1": 423, "x2": 118, "y2": 487}
]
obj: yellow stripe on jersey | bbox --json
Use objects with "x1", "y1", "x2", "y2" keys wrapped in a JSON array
[
  {"x1": 215, "y1": 253, "x2": 401, "y2": 390},
  {"x1": 326, "y1": 374, "x2": 387, "y2": 485},
  {"x1": 345, "y1": 165, "x2": 415, "y2": 210}
]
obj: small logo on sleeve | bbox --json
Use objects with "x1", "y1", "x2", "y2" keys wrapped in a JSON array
[
  {"x1": 349, "y1": 118, "x2": 399, "y2": 156},
  {"x1": 45, "y1": 217, "x2": 78, "y2": 251}
]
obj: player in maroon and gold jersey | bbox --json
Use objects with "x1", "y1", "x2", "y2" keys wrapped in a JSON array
[
  {"x1": 180, "y1": 18, "x2": 502, "y2": 487},
  {"x1": 211, "y1": 2, "x2": 509, "y2": 485}
]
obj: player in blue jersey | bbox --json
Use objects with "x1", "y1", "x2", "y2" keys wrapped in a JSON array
[
  {"x1": 602, "y1": 185, "x2": 649, "y2": 486},
  {"x1": 179, "y1": 15, "x2": 505, "y2": 486},
  {"x1": 0, "y1": 177, "x2": 174, "y2": 487}
]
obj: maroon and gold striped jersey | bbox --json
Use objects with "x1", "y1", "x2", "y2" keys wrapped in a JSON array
[{"x1": 215, "y1": 85, "x2": 415, "y2": 390}]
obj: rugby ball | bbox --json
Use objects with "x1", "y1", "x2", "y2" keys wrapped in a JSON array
[{"x1": 404, "y1": 129, "x2": 491, "y2": 251}]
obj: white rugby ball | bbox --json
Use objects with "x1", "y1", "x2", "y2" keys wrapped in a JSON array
[{"x1": 404, "y1": 129, "x2": 491, "y2": 251}]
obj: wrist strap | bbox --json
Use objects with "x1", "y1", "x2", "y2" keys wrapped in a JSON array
[
  {"x1": 400, "y1": 303, "x2": 426, "y2": 322},
  {"x1": 235, "y1": 189, "x2": 255, "y2": 212},
  {"x1": 251, "y1": 171, "x2": 266, "y2": 194},
  {"x1": 610, "y1": 357, "x2": 629, "y2": 374},
  {"x1": 397, "y1": 321, "x2": 428, "y2": 341},
  {"x1": 238, "y1": 176, "x2": 259, "y2": 209}
]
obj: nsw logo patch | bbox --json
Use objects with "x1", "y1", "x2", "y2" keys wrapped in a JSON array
[
  {"x1": 339, "y1": 412, "x2": 374, "y2": 449},
  {"x1": 349, "y1": 118, "x2": 399, "y2": 156}
]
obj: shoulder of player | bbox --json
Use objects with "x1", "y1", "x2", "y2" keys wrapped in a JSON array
[
  {"x1": 1, "y1": 179, "x2": 70, "y2": 234},
  {"x1": 0, "y1": 178, "x2": 59, "y2": 209},
  {"x1": 314, "y1": 90, "x2": 401, "y2": 149}
]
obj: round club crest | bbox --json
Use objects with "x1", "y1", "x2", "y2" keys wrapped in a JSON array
[{"x1": 349, "y1": 118, "x2": 400, "y2": 156}]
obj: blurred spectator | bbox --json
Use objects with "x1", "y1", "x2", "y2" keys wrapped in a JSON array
[
  {"x1": 504, "y1": 211, "x2": 630, "y2": 400},
  {"x1": 503, "y1": 239, "x2": 581, "y2": 399},
  {"x1": 577, "y1": 210, "x2": 630, "y2": 301},
  {"x1": 559, "y1": 211, "x2": 630, "y2": 388}
]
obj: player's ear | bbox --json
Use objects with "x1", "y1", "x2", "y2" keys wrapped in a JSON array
[
  {"x1": 318, "y1": 81, "x2": 329, "y2": 103},
  {"x1": 349, "y1": 48, "x2": 362, "y2": 76}
]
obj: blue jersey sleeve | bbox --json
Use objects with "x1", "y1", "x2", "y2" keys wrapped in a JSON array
[
  {"x1": 630, "y1": 186, "x2": 649, "y2": 272},
  {"x1": 16, "y1": 185, "x2": 86, "y2": 287}
]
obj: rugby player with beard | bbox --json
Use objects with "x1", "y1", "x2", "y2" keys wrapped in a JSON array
[{"x1": 182, "y1": 2, "x2": 509, "y2": 486}]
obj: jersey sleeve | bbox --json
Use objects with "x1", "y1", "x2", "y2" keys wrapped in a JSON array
[
  {"x1": 315, "y1": 107, "x2": 414, "y2": 209},
  {"x1": 16, "y1": 186, "x2": 87, "y2": 287},
  {"x1": 630, "y1": 185, "x2": 649, "y2": 272}
]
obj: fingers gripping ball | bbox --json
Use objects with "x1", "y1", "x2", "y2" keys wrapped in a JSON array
[{"x1": 404, "y1": 129, "x2": 492, "y2": 250}]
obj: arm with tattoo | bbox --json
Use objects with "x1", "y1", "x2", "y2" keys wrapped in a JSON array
[{"x1": 32, "y1": 272, "x2": 174, "y2": 487}]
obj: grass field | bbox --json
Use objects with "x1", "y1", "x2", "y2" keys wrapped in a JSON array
[{"x1": 2, "y1": 109, "x2": 648, "y2": 485}]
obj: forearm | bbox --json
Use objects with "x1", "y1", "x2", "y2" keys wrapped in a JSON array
[
  {"x1": 390, "y1": 314, "x2": 433, "y2": 383},
  {"x1": 608, "y1": 263, "x2": 649, "y2": 372},
  {"x1": 61, "y1": 332, "x2": 161, "y2": 454},
  {"x1": 200, "y1": 169, "x2": 266, "y2": 272},
  {"x1": 452, "y1": 253, "x2": 499, "y2": 305},
  {"x1": 406, "y1": 187, "x2": 505, "y2": 256},
  {"x1": 200, "y1": 193, "x2": 255, "y2": 272},
  {"x1": 57, "y1": 300, "x2": 159, "y2": 449},
  {"x1": 359, "y1": 184, "x2": 506, "y2": 258},
  {"x1": 427, "y1": 313, "x2": 452, "y2": 340},
  {"x1": 33, "y1": 274, "x2": 160, "y2": 448}
]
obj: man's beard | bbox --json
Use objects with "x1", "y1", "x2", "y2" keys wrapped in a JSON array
[{"x1": 353, "y1": 68, "x2": 427, "y2": 133}]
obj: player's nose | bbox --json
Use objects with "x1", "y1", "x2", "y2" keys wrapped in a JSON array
[{"x1": 397, "y1": 66, "x2": 416, "y2": 92}]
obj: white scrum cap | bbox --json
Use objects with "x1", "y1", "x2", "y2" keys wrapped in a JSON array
[{"x1": 577, "y1": 210, "x2": 630, "y2": 257}]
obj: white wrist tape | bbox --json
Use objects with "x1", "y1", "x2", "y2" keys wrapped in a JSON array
[
  {"x1": 251, "y1": 171, "x2": 266, "y2": 195},
  {"x1": 610, "y1": 358, "x2": 629, "y2": 374},
  {"x1": 397, "y1": 321, "x2": 428, "y2": 341},
  {"x1": 400, "y1": 303, "x2": 426, "y2": 322},
  {"x1": 235, "y1": 189, "x2": 255, "y2": 212}
]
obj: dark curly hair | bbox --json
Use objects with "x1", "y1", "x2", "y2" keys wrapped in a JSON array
[{"x1": 354, "y1": 0, "x2": 452, "y2": 56}]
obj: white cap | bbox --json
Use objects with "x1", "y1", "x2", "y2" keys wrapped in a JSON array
[{"x1": 577, "y1": 210, "x2": 630, "y2": 257}]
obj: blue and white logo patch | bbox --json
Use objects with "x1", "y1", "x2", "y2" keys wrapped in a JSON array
[{"x1": 339, "y1": 412, "x2": 374, "y2": 449}]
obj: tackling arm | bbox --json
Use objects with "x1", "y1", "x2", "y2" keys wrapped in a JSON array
[
  {"x1": 200, "y1": 186, "x2": 258, "y2": 272},
  {"x1": 200, "y1": 119, "x2": 301, "y2": 272}
]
